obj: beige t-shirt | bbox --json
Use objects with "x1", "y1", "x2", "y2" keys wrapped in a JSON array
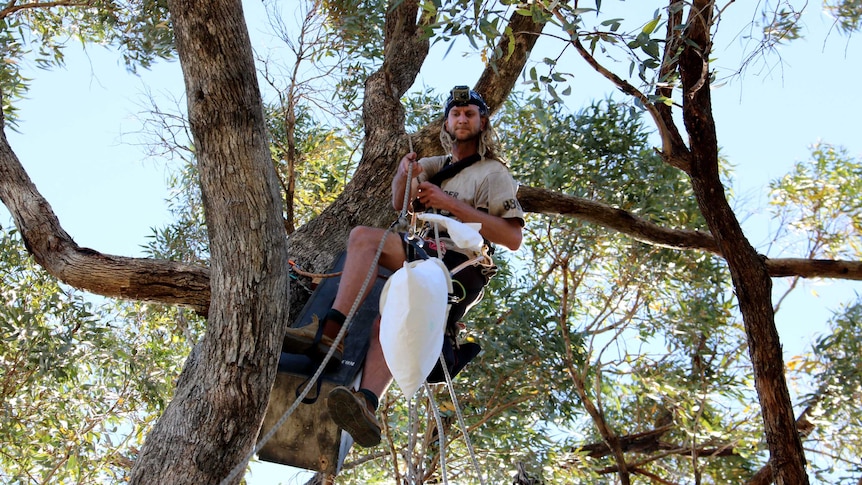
[{"x1": 416, "y1": 155, "x2": 524, "y2": 254}]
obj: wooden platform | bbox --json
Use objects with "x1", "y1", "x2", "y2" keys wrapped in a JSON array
[{"x1": 257, "y1": 253, "x2": 388, "y2": 475}]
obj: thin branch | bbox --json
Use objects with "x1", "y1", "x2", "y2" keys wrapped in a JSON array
[
  {"x1": 0, "y1": 0, "x2": 92, "y2": 19},
  {"x1": 538, "y1": 1, "x2": 692, "y2": 173}
]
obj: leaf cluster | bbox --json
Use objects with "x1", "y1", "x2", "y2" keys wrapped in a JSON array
[
  {"x1": 0, "y1": 226, "x2": 199, "y2": 483},
  {"x1": 826, "y1": 0, "x2": 862, "y2": 34},
  {"x1": 0, "y1": 0, "x2": 174, "y2": 127},
  {"x1": 769, "y1": 142, "x2": 862, "y2": 260},
  {"x1": 788, "y1": 298, "x2": 862, "y2": 483}
]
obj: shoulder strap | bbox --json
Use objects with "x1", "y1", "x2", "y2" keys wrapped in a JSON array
[
  {"x1": 412, "y1": 153, "x2": 482, "y2": 213},
  {"x1": 427, "y1": 153, "x2": 482, "y2": 187}
]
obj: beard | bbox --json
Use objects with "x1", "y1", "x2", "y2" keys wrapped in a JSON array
[{"x1": 449, "y1": 126, "x2": 481, "y2": 143}]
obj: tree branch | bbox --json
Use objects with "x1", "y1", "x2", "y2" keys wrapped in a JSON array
[
  {"x1": 0, "y1": 1, "x2": 93, "y2": 20},
  {"x1": 517, "y1": 185, "x2": 719, "y2": 253},
  {"x1": 540, "y1": 2, "x2": 691, "y2": 173},
  {"x1": 745, "y1": 401, "x2": 818, "y2": 485},
  {"x1": 0, "y1": 123, "x2": 211, "y2": 314}
]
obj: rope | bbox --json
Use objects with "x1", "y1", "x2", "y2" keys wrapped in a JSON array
[
  {"x1": 424, "y1": 382, "x2": 449, "y2": 485},
  {"x1": 291, "y1": 266, "x2": 342, "y2": 280},
  {"x1": 406, "y1": 398, "x2": 419, "y2": 483},
  {"x1": 400, "y1": 130, "x2": 485, "y2": 484},
  {"x1": 438, "y1": 352, "x2": 487, "y2": 485},
  {"x1": 400, "y1": 153, "x2": 414, "y2": 221},
  {"x1": 220, "y1": 223, "x2": 395, "y2": 485}
]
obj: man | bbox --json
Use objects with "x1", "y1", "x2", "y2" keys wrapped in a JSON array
[{"x1": 283, "y1": 86, "x2": 524, "y2": 447}]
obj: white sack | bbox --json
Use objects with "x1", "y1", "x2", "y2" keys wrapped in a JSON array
[
  {"x1": 379, "y1": 257, "x2": 452, "y2": 398},
  {"x1": 416, "y1": 213, "x2": 483, "y2": 251}
]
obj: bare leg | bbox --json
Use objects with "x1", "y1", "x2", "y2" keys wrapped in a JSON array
[
  {"x1": 358, "y1": 316, "x2": 392, "y2": 397},
  {"x1": 330, "y1": 226, "x2": 407, "y2": 316},
  {"x1": 328, "y1": 226, "x2": 399, "y2": 397},
  {"x1": 283, "y1": 226, "x2": 406, "y2": 353},
  {"x1": 324, "y1": 228, "x2": 402, "y2": 448}
]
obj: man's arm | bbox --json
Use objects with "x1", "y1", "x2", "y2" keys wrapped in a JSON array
[
  {"x1": 392, "y1": 152, "x2": 422, "y2": 211},
  {"x1": 414, "y1": 181, "x2": 523, "y2": 250}
]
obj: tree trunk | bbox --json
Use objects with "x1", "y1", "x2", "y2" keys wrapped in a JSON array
[
  {"x1": 129, "y1": 1, "x2": 290, "y2": 483},
  {"x1": 678, "y1": 3, "x2": 808, "y2": 484}
]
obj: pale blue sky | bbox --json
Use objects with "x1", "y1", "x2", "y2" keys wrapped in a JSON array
[{"x1": 3, "y1": 1, "x2": 861, "y2": 483}]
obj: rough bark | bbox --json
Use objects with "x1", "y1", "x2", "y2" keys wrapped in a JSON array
[
  {"x1": 678, "y1": 2, "x2": 808, "y2": 484},
  {"x1": 746, "y1": 406, "x2": 816, "y2": 485},
  {"x1": 128, "y1": 1, "x2": 290, "y2": 483},
  {"x1": 284, "y1": 0, "x2": 431, "y2": 274},
  {"x1": 0, "y1": 2, "x2": 858, "y2": 482}
]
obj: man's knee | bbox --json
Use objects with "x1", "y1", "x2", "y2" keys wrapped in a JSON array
[{"x1": 347, "y1": 226, "x2": 381, "y2": 250}]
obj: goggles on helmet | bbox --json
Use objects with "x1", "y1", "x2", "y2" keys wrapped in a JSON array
[{"x1": 444, "y1": 85, "x2": 489, "y2": 118}]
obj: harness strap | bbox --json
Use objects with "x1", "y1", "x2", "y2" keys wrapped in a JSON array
[
  {"x1": 412, "y1": 153, "x2": 482, "y2": 213},
  {"x1": 427, "y1": 153, "x2": 481, "y2": 187}
]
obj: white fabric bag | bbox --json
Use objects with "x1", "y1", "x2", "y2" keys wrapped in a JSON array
[
  {"x1": 379, "y1": 257, "x2": 452, "y2": 398},
  {"x1": 416, "y1": 213, "x2": 483, "y2": 251}
]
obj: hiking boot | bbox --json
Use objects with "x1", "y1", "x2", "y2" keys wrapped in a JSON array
[
  {"x1": 282, "y1": 315, "x2": 344, "y2": 363},
  {"x1": 327, "y1": 386, "x2": 382, "y2": 448}
]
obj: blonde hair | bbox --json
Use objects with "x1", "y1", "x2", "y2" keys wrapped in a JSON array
[{"x1": 439, "y1": 117, "x2": 503, "y2": 163}]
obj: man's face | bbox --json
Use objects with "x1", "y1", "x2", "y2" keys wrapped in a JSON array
[{"x1": 446, "y1": 104, "x2": 486, "y2": 142}]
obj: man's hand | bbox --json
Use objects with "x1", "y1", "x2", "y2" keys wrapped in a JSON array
[
  {"x1": 415, "y1": 181, "x2": 452, "y2": 212},
  {"x1": 398, "y1": 152, "x2": 422, "y2": 180},
  {"x1": 393, "y1": 152, "x2": 423, "y2": 211}
]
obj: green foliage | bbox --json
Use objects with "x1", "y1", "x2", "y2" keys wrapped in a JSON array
[
  {"x1": 318, "y1": 0, "x2": 386, "y2": 115},
  {"x1": 769, "y1": 142, "x2": 862, "y2": 259},
  {"x1": 143, "y1": 156, "x2": 209, "y2": 263},
  {"x1": 759, "y1": 3, "x2": 803, "y2": 45},
  {"x1": 825, "y1": 0, "x2": 862, "y2": 34},
  {"x1": 0, "y1": 1, "x2": 173, "y2": 126},
  {"x1": 493, "y1": 98, "x2": 764, "y2": 482},
  {"x1": 266, "y1": 102, "x2": 359, "y2": 229},
  {"x1": 402, "y1": 87, "x2": 447, "y2": 132},
  {"x1": 788, "y1": 298, "x2": 862, "y2": 484},
  {"x1": 0, "y1": 226, "x2": 198, "y2": 483}
]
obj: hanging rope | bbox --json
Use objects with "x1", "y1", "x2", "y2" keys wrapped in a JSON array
[
  {"x1": 394, "y1": 132, "x2": 487, "y2": 484},
  {"x1": 406, "y1": 398, "x2": 420, "y2": 483},
  {"x1": 437, "y1": 352, "x2": 487, "y2": 485},
  {"x1": 424, "y1": 382, "x2": 449, "y2": 484}
]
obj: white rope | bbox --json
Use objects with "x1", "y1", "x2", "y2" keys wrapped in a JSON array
[
  {"x1": 399, "y1": 131, "x2": 416, "y2": 223},
  {"x1": 406, "y1": 398, "x2": 419, "y2": 483},
  {"x1": 220, "y1": 224, "x2": 395, "y2": 485},
  {"x1": 424, "y1": 382, "x2": 449, "y2": 484},
  {"x1": 400, "y1": 161, "x2": 414, "y2": 221},
  {"x1": 438, "y1": 352, "x2": 487, "y2": 485}
]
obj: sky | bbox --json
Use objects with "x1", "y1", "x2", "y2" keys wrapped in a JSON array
[{"x1": 3, "y1": 1, "x2": 862, "y2": 483}]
